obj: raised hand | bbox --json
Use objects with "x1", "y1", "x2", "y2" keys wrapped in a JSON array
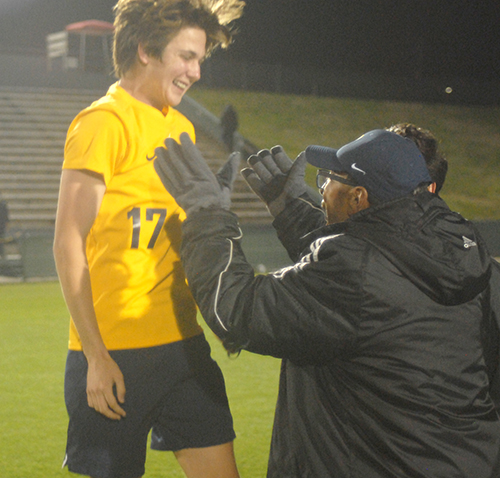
[
  {"x1": 242, "y1": 146, "x2": 308, "y2": 217},
  {"x1": 154, "y1": 132, "x2": 241, "y2": 215}
]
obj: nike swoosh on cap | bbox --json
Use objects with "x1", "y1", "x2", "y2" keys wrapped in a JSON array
[{"x1": 351, "y1": 163, "x2": 366, "y2": 175}]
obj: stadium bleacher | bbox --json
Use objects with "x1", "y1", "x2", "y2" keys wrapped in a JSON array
[{"x1": 0, "y1": 85, "x2": 277, "y2": 279}]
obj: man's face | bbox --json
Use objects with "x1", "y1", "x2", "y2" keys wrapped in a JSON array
[
  {"x1": 141, "y1": 27, "x2": 206, "y2": 109},
  {"x1": 321, "y1": 172, "x2": 360, "y2": 225}
]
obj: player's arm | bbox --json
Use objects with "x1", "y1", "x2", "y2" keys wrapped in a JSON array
[{"x1": 53, "y1": 169, "x2": 126, "y2": 420}]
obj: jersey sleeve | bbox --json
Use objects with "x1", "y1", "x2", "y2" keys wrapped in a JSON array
[{"x1": 63, "y1": 109, "x2": 126, "y2": 185}]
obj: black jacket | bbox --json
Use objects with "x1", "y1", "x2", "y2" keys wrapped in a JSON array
[{"x1": 181, "y1": 192, "x2": 500, "y2": 477}]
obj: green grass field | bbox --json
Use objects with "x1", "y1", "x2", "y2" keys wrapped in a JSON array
[
  {"x1": 1, "y1": 89, "x2": 499, "y2": 476},
  {"x1": 0, "y1": 281, "x2": 280, "y2": 477}
]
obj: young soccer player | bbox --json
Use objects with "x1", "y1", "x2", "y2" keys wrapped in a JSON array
[{"x1": 54, "y1": 1, "x2": 244, "y2": 477}]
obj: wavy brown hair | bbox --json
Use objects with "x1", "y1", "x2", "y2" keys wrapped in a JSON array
[{"x1": 112, "y1": 0, "x2": 245, "y2": 77}]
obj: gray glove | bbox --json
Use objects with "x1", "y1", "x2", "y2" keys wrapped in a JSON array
[
  {"x1": 242, "y1": 146, "x2": 308, "y2": 217},
  {"x1": 154, "y1": 132, "x2": 241, "y2": 215}
]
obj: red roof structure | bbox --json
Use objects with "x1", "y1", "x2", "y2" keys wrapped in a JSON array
[
  {"x1": 47, "y1": 20, "x2": 114, "y2": 71},
  {"x1": 65, "y1": 20, "x2": 114, "y2": 35}
]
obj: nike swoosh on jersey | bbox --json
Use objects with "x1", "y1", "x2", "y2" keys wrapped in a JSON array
[{"x1": 146, "y1": 154, "x2": 157, "y2": 161}]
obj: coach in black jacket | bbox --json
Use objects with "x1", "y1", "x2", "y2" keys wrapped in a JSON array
[{"x1": 154, "y1": 130, "x2": 500, "y2": 478}]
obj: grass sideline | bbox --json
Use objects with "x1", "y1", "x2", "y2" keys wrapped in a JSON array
[
  {"x1": 0, "y1": 281, "x2": 279, "y2": 477},
  {"x1": 189, "y1": 86, "x2": 500, "y2": 220}
]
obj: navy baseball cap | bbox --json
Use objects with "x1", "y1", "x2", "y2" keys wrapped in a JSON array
[{"x1": 305, "y1": 129, "x2": 431, "y2": 202}]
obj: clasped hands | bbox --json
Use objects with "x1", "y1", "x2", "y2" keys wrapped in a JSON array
[{"x1": 154, "y1": 132, "x2": 308, "y2": 217}]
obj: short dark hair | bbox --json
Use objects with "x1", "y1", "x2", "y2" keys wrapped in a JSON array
[{"x1": 387, "y1": 123, "x2": 448, "y2": 193}]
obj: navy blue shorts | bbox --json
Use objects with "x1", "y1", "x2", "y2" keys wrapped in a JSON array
[{"x1": 63, "y1": 334, "x2": 235, "y2": 478}]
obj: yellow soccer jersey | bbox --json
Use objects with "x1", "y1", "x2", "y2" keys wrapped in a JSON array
[{"x1": 63, "y1": 83, "x2": 202, "y2": 350}]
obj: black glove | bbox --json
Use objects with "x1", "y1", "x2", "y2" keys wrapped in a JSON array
[
  {"x1": 242, "y1": 146, "x2": 308, "y2": 217},
  {"x1": 154, "y1": 132, "x2": 241, "y2": 215}
]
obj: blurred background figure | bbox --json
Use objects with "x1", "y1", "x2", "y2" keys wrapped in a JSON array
[
  {"x1": 221, "y1": 104, "x2": 239, "y2": 151},
  {"x1": 0, "y1": 194, "x2": 9, "y2": 258}
]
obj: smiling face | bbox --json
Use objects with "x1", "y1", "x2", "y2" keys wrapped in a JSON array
[{"x1": 133, "y1": 26, "x2": 207, "y2": 110}]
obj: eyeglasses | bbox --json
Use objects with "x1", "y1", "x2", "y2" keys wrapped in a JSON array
[{"x1": 316, "y1": 169, "x2": 358, "y2": 192}]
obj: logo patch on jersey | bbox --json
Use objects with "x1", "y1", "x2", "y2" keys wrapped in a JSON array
[
  {"x1": 462, "y1": 236, "x2": 477, "y2": 249},
  {"x1": 146, "y1": 154, "x2": 157, "y2": 162}
]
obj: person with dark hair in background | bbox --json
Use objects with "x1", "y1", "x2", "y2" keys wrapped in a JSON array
[
  {"x1": 53, "y1": 1, "x2": 244, "y2": 477},
  {"x1": 387, "y1": 122, "x2": 448, "y2": 194},
  {"x1": 153, "y1": 128, "x2": 500, "y2": 477}
]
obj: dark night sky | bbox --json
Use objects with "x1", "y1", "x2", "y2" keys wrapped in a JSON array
[{"x1": 0, "y1": 0, "x2": 498, "y2": 81}]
